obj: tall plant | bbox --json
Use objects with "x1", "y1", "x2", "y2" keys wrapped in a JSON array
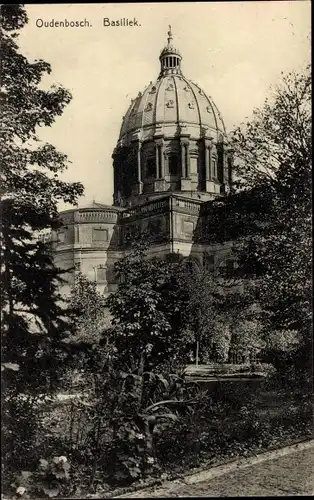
[{"x1": 1, "y1": 4, "x2": 84, "y2": 472}]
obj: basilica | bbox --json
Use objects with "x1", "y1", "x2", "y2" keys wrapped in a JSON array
[{"x1": 52, "y1": 28, "x2": 235, "y2": 295}]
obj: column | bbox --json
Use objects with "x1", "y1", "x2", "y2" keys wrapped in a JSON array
[
  {"x1": 228, "y1": 151, "x2": 234, "y2": 186},
  {"x1": 155, "y1": 142, "x2": 160, "y2": 178},
  {"x1": 137, "y1": 141, "x2": 143, "y2": 194},
  {"x1": 159, "y1": 141, "x2": 166, "y2": 179},
  {"x1": 205, "y1": 145, "x2": 210, "y2": 181},
  {"x1": 75, "y1": 224, "x2": 80, "y2": 244},
  {"x1": 181, "y1": 142, "x2": 190, "y2": 178},
  {"x1": 205, "y1": 141, "x2": 217, "y2": 193},
  {"x1": 181, "y1": 143, "x2": 185, "y2": 178},
  {"x1": 221, "y1": 147, "x2": 227, "y2": 185},
  {"x1": 208, "y1": 145, "x2": 213, "y2": 180},
  {"x1": 185, "y1": 142, "x2": 190, "y2": 178}
]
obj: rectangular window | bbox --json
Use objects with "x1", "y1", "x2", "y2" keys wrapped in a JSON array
[
  {"x1": 146, "y1": 158, "x2": 156, "y2": 178},
  {"x1": 228, "y1": 157, "x2": 232, "y2": 184},
  {"x1": 168, "y1": 155, "x2": 178, "y2": 176},
  {"x1": 190, "y1": 157, "x2": 198, "y2": 176},
  {"x1": 183, "y1": 220, "x2": 194, "y2": 235},
  {"x1": 57, "y1": 231, "x2": 65, "y2": 243},
  {"x1": 92, "y1": 228, "x2": 108, "y2": 242},
  {"x1": 226, "y1": 259, "x2": 234, "y2": 277},
  {"x1": 97, "y1": 266, "x2": 107, "y2": 282},
  {"x1": 204, "y1": 254, "x2": 215, "y2": 271},
  {"x1": 212, "y1": 158, "x2": 217, "y2": 178}
]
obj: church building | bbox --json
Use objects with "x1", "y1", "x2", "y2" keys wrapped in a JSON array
[{"x1": 52, "y1": 28, "x2": 235, "y2": 295}]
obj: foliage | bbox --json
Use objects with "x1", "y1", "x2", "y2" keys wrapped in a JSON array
[
  {"x1": 181, "y1": 270, "x2": 231, "y2": 363},
  {"x1": 155, "y1": 383, "x2": 313, "y2": 475},
  {"x1": 105, "y1": 238, "x2": 245, "y2": 369},
  {"x1": 39, "y1": 354, "x2": 205, "y2": 488},
  {"x1": 90, "y1": 370, "x2": 204, "y2": 485},
  {"x1": 105, "y1": 241, "x2": 194, "y2": 372},
  {"x1": 1, "y1": 2, "x2": 83, "y2": 479},
  {"x1": 65, "y1": 272, "x2": 111, "y2": 346},
  {"x1": 9, "y1": 456, "x2": 71, "y2": 499},
  {"x1": 202, "y1": 67, "x2": 312, "y2": 379},
  {"x1": 231, "y1": 66, "x2": 311, "y2": 191},
  {"x1": 1, "y1": 2, "x2": 83, "y2": 388}
]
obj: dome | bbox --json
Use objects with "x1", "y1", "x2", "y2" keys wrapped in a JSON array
[
  {"x1": 119, "y1": 75, "x2": 226, "y2": 145},
  {"x1": 112, "y1": 27, "x2": 232, "y2": 207},
  {"x1": 118, "y1": 25, "x2": 226, "y2": 145}
]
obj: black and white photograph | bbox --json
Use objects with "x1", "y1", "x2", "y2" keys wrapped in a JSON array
[{"x1": 1, "y1": 1, "x2": 312, "y2": 498}]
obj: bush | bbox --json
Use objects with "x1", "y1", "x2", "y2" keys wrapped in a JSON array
[
  {"x1": 8, "y1": 456, "x2": 71, "y2": 499},
  {"x1": 2, "y1": 395, "x2": 47, "y2": 486}
]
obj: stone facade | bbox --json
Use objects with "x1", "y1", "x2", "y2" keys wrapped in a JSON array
[{"x1": 52, "y1": 28, "x2": 235, "y2": 294}]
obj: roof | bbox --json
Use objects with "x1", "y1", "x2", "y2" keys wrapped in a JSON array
[{"x1": 118, "y1": 74, "x2": 227, "y2": 145}]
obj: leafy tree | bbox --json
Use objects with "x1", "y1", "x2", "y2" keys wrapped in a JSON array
[
  {"x1": 66, "y1": 272, "x2": 111, "y2": 346},
  {"x1": 231, "y1": 66, "x2": 311, "y2": 191},
  {"x1": 181, "y1": 270, "x2": 231, "y2": 364},
  {"x1": 203, "y1": 67, "x2": 312, "y2": 381},
  {"x1": 61, "y1": 272, "x2": 113, "y2": 399},
  {"x1": 105, "y1": 241, "x2": 193, "y2": 373},
  {"x1": 0, "y1": 4, "x2": 84, "y2": 471}
]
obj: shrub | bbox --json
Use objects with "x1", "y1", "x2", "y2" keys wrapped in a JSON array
[{"x1": 8, "y1": 456, "x2": 71, "y2": 499}]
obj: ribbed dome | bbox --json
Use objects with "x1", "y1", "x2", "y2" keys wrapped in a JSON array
[
  {"x1": 113, "y1": 27, "x2": 232, "y2": 208},
  {"x1": 119, "y1": 75, "x2": 226, "y2": 145}
]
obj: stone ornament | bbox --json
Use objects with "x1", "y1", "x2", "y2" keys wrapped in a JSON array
[
  {"x1": 166, "y1": 99, "x2": 174, "y2": 108},
  {"x1": 188, "y1": 102, "x2": 195, "y2": 109},
  {"x1": 206, "y1": 106, "x2": 212, "y2": 113},
  {"x1": 145, "y1": 102, "x2": 153, "y2": 111},
  {"x1": 150, "y1": 86, "x2": 156, "y2": 94}
]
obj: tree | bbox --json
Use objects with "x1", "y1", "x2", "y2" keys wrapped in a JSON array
[
  {"x1": 231, "y1": 66, "x2": 311, "y2": 192},
  {"x1": 66, "y1": 272, "x2": 111, "y2": 345},
  {"x1": 105, "y1": 241, "x2": 193, "y2": 373},
  {"x1": 61, "y1": 272, "x2": 113, "y2": 394},
  {"x1": 182, "y1": 270, "x2": 231, "y2": 364},
  {"x1": 0, "y1": 4, "x2": 84, "y2": 471},
  {"x1": 203, "y1": 67, "x2": 312, "y2": 380}
]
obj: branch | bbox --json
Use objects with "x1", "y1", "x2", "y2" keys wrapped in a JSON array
[{"x1": 143, "y1": 398, "x2": 199, "y2": 413}]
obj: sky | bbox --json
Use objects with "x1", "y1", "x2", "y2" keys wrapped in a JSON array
[{"x1": 18, "y1": 2, "x2": 311, "y2": 210}]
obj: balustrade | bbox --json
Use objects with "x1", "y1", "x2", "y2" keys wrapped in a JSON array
[{"x1": 78, "y1": 210, "x2": 118, "y2": 222}]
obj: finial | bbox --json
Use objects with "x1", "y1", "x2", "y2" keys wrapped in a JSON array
[{"x1": 167, "y1": 25, "x2": 173, "y2": 44}]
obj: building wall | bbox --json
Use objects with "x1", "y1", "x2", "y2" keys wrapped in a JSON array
[{"x1": 53, "y1": 195, "x2": 237, "y2": 296}]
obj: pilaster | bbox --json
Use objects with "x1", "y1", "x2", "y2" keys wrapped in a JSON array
[{"x1": 133, "y1": 140, "x2": 143, "y2": 195}]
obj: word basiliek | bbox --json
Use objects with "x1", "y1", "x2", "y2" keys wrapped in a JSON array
[{"x1": 103, "y1": 17, "x2": 141, "y2": 27}]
